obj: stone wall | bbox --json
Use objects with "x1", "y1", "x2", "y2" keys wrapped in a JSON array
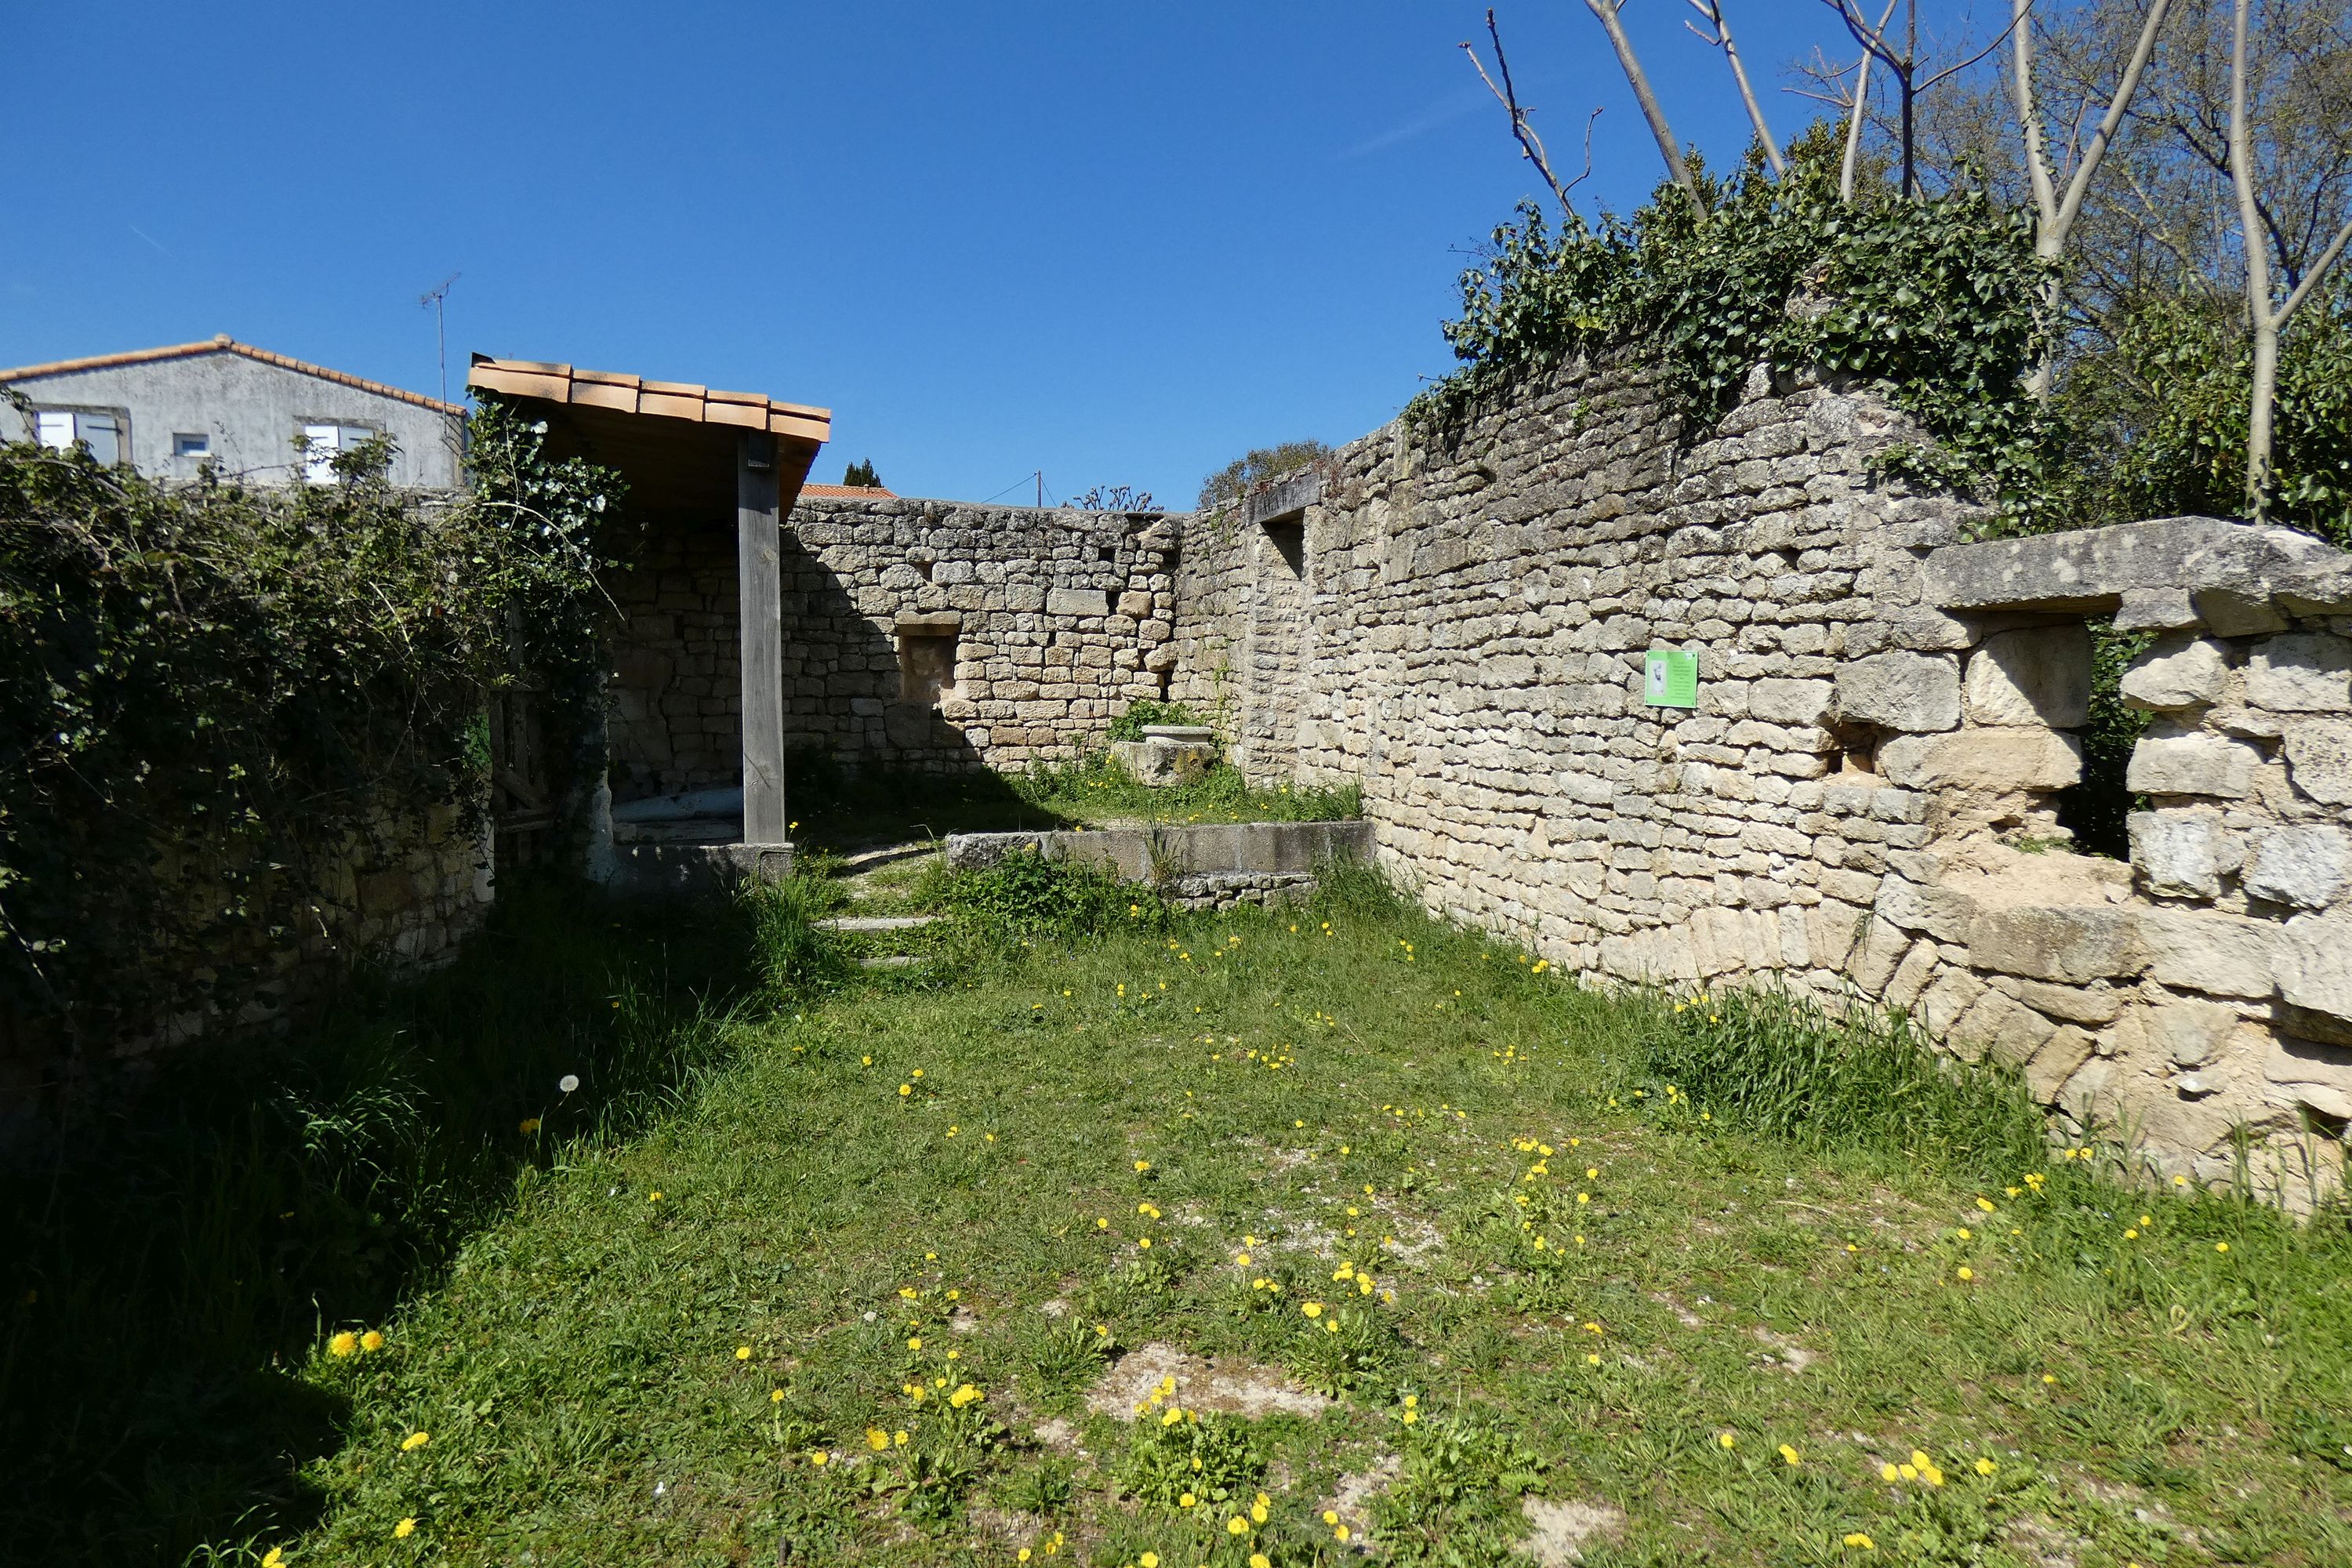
[
  {"x1": 776, "y1": 495, "x2": 1181, "y2": 772},
  {"x1": 607, "y1": 522, "x2": 743, "y2": 802},
  {"x1": 1168, "y1": 354, "x2": 2352, "y2": 1203}
]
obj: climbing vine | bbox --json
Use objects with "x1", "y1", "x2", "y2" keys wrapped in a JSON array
[
  {"x1": 1414, "y1": 131, "x2": 2057, "y2": 528},
  {"x1": 0, "y1": 397, "x2": 619, "y2": 1051}
]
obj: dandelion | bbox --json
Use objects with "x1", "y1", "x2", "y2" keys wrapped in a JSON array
[
  {"x1": 1881, "y1": 1463, "x2": 1900, "y2": 1482},
  {"x1": 557, "y1": 1074, "x2": 579, "y2": 1094},
  {"x1": 263, "y1": 1550, "x2": 283, "y2": 1566},
  {"x1": 1842, "y1": 1534, "x2": 1875, "y2": 1551},
  {"x1": 1956, "y1": 1267, "x2": 1974, "y2": 1282},
  {"x1": 771, "y1": 1388, "x2": 786, "y2": 1403},
  {"x1": 1718, "y1": 1432, "x2": 1737, "y2": 1450},
  {"x1": 401, "y1": 1431, "x2": 430, "y2": 1452},
  {"x1": 867, "y1": 1428, "x2": 890, "y2": 1450},
  {"x1": 1180, "y1": 1492, "x2": 1196, "y2": 1508},
  {"x1": 1134, "y1": 1160, "x2": 1152, "y2": 1172},
  {"x1": 809, "y1": 1450, "x2": 829, "y2": 1466},
  {"x1": 360, "y1": 1330, "x2": 385, "y2": 1352},
  {"x1": 1974, "y1": 1457, "x2": 1997, "y2": 1475},
  {"x1": 328, "y1": 1331, "x2": 358, "y2": 1357},
  {"x1": 1779, "y1": 1444, "x2": 1801, "y2": 1466},
  {"x1": 648, "y1": 1191, "x2": 662, "y2": 1203},
  {"x1": 1586, "y1": 1352, "x2": 1601, "y2": 1366},
  {"x1": 898, "y1": 1083, "x2": 913, "y2": 1097},
  {"x1": 517, "y1": 1116, "x2": 541, "y2": 1134},
  {"x1": 1324, "y1": 1511, "x2": 1340, "y2": 1526},
  {"x1": 894, "y1": 1429, "x2": 909, "y2": 1445},
  {"x1": 1976, "y1": 1196, "x2": 1997, "y2": 1212},
  {"x1": 1251, "y1": 1555, "x2": 1271, "y2": 1568},
  {"x1": 394, "y1": 1518, "x2": 417, "y2": 1539},
  {"x1": 1301, "y1": 1301, "x2": 1323, "y2": 1318},
  {"x1": 1142, "y1": 1556, "x2": 1159, "y2": 1568},
  {"x1": 1334, "y1": 1527, "x2": 1352, "y2": 1543},
  {"x1": 1138, "y1": 1237, "x2": 1153, "y2": 1250},
  {"x1": 2216, "y1": 1242, "x2": 2230, "y2": 1254},
  {"x1": 1227, "y1": 1516, "x2": 1249, "y2": 1537}
]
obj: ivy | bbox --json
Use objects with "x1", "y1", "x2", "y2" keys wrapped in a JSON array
[
  {"x1": 1414, "y1": 131, "x2": 2057, "y2": 527},
  {"x1": 0, "y1": 401, "x2": 618, "y2": 1052}
]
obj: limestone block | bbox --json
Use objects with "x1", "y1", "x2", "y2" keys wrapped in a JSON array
[
  {"x1": 2244, "y1": 826, "x2": 2352, "y2": 910},
  {"x1": 2125, "y1": 733, "x2": 2259, "y2": 798},
  {"x1": 2127, "y1": 810, "x2": 2242, "y2": 900},
  {"x1": 1874, "y1": 873, "x2": 1976, "y2": 942},
  {"x1": 2016, "y1": 978, "x2": 2123, "y2": 1025},
  {"x1": 2025, "y1": 1025, "x2": 2097, "y2": 1103},
  {"x1": 2263, "y1": 1035, "x2": 2352, "y2": 1121},
  {"x1": 2120, "y1": 637, "x2": 2230, "y2": 710},
  {"x1": 2245, "y1": 632, "x2": 2351, "y2": 712},
  {"x1": 1965, "y1": 988, "x2": 2054, "y2": 1067},
  {"x1": 2274, "y1": 912, "x2": 2352, "y2": 1035},
  {"x1": 1835, "y1": 652, "x2": 1960, "y2": 731},
  {"x1": 1963, "y1": 625, "x2": 2090, "y2": 728},
  {"x1": 1748, "y1": 677, "x2": 1834, "y2": 726},
  {"x1": 1875, "y1": 729, "x2": 2082, "y2": 791},
  {"x1": 2147, "y1": 997, "x2": 2239, "y2": 1067},
  {"x1": 2281, "y1": 718, "x2": 2352, "y2": 805},
  {"x1": 1967, "y1": 906, "x2": 2143, "y2": 985}
]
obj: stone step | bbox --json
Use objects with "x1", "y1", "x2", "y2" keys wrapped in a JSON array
[
  {"x1": 859, "y1": 954, "x2": 926, "y2": 970},
  {"x1": 818, "y1": 915, "x2": 941, "y2": 932}
]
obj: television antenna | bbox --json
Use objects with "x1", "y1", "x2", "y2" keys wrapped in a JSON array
[{"x1": 419, "y1": 273, "x2": 460, "y2": 405}]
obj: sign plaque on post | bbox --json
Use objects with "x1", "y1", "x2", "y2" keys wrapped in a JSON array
[{"x1": 1642, "y1": 648, "x2": 1699, "y2": 709}]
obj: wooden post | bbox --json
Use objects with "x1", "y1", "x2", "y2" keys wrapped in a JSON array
[{"x1": 737, "y1": 430, "x2": 787, "y2": 843}]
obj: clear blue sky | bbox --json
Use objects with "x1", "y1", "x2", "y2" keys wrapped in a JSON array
[{"x1": 4, "y1": 3, "x2": 1944, "y2": 506}]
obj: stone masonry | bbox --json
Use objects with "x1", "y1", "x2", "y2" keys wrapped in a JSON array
[{"x1": 1166, "y1": 354, "x2": 2352, "y2": 1206}]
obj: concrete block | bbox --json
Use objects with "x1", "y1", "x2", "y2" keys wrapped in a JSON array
[
  {"x1": 1835, "y1": 652, "x2": 1960, "y2": 731},
  {"x1": 1963, "y1": 625, "x2": 2090, "y2": 727},
  {"x1": 1876, "y1": 729, "x2": 2082, "y2": 791},
  {"x1": 2244, "y1": 826, "x2": 2352, "y2": 910},
  {"x1": 1968, "y1": 906, "x2": 2144, "y2": 985},
  {"x1": 2245, "y1": 633, "x2": 2351, "y2": 712},
  {"x1": 2126, "y1": 733, "x2": 2260, "y2": 798},
  {"x1": 2120, "y1": 637, "x2": 2230, "y2": 710}
]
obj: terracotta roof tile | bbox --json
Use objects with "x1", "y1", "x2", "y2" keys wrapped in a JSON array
[
  {"x1": 0, "y1": 336, "x2": 462, "y2": 414},
  {"x1": 467, "y1": 354, "x2": 830, "y2": 445},
  {"x1": 798, "y1": 484, "x2": 897, "y2": 499}
]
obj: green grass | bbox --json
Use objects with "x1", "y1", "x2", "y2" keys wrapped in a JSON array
[
  {"x1": 264, "y1": 869, "x2": 2351, "y2": 1566},
  {"x1": 1018, "y1": 755, "x2": 1363, "y2": 827},
  {"x1": 16, "y1": 866, "x2": 2352, "y2": 1566}
]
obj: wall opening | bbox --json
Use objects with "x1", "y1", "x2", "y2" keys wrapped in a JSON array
[
  {"x1": 1261, "y1": 514, "x2": 1305, "y2": 578},
  {"x1": 898, "y1": 629, "x2": 959, "y2": 707}
]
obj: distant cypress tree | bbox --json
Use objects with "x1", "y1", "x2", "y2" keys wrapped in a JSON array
[{"x1": 842, "y1": 459, "x2": 883, "y2": 488}]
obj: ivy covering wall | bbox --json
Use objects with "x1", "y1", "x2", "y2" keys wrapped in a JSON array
[{"x1": 0, "y1": 399, "x2": 617, "y2": 1062}]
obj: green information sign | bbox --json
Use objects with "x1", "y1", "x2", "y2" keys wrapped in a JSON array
[{"x1": 1643, "y1": 648, "x2": 1699, "y2": 709}]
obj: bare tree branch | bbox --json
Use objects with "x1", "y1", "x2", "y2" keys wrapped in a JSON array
[
  {"x1": 1583, "y1": 0, "x2": 1699, "y2": 201},
  {"x1": 2276, "y1": 213, "x2": 2352, "y2": 327},
  {"x1": 1842, "y1": 0, "x2": 1900, "y2": 200},
  {"x1": 1685, "y1": 1, "x2": 1783, "y2": 174},
  {"x1": 2230, "y1": 0, "x2": 2278, "y2": 517},
  {"x1": 1461, "y1": 9, "x2": 1577, "y2": 218}
]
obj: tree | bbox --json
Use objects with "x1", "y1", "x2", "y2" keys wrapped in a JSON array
[{"x1": 841, "y1": 459, "x2": 883, "y2": 488}]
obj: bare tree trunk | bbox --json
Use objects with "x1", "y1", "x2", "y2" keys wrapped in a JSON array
[
  {"x1": 1584, "y1": 0, "x2": 1698, "y2": 202},
  {"x1": 2230, "y1": 0, "x2": 2278, "y2": 518},
  {"x1": 1840, "y1": 45, "x2": 1874, "y2": 200},
  {"x1": 2013, "y1": 0, "x2": 2173, "y2": 397},
  {"x1": 1687, "y1": 2, "x2": 1781, "y2": 174}
]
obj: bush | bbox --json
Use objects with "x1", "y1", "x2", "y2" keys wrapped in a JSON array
[
  {"x1": 1105, "y1": 698, "x2": 1207, "y2": 742},
  {"x1": 942, "y1": 850, "x2": 1149, "y2": 942},
  {"x1": 1197, "y1": 441, "x2": 1334, "y2": 511}
]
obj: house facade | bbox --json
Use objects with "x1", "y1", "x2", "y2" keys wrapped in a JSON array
[{"x1": 1, "y1": 336, "x2": 462, "y2": 488}]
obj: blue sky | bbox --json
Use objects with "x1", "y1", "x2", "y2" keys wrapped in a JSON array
[{"x1": 5, "y1": 3, "x2": 1923, "y2": 506}]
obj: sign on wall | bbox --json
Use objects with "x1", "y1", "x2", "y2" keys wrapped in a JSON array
[{"x1": 1642, "y1": 648, "x2": 1699, "y2": 709}]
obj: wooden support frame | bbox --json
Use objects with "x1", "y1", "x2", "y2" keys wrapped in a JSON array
[{"x1": 737, "y1": 430, "x2": 788, "y2": 844}]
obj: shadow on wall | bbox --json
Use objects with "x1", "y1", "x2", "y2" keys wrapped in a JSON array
[{"x1": 0, "y1": 881, "x2": 764, "y2": 1565}]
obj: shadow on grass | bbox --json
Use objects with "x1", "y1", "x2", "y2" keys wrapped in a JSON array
[
  {"x1": 0, "y1": 878, "x2": 765, "y2": 1566},
  {"x1": 784, "y1": 749, "x2": 1079, "y2": 853}
]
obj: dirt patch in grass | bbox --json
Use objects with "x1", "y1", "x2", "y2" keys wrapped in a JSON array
[
  {"x1": 1085, "y1": 1341, "x2": 1330, "y2": 1419},
  {"x1": 1319, "y1": 1452, "x2": 1401, "y2": 1550},
  {"x1": 1516, "y1": 1496, "x2": 1627, "y2": 1566}
]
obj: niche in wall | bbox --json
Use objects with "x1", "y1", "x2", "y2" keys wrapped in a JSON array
[
  {"x1": 1261, "y1": 514, "x2": 1305, "y2": 578},
  {"x1": 895, "y1": 612, "x2": 961, "y2": 707}
]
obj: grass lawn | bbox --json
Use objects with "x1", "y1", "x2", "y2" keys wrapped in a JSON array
[{"x1": 271, "y1": 867, "x2": 2351, "y2": 1568}]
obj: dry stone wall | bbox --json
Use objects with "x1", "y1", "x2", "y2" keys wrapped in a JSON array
[
  {"x1": 777, "y1": 496, "x2": 1180, "y2": 772},
  {"x1": 1168, "y1": 354, "x2": 2352, "y2": 1204}
]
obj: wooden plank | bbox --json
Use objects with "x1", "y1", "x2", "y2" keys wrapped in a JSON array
[{"x1": 737, "y1": 430, "x2": 789, "y2": 844}]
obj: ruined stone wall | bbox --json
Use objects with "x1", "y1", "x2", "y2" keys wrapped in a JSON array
[
  {"x1": 1172, "y1": 355, "x2": 2352, "y2": 1202},
  {"x1": 779, "y1": 496, "x2": 1181, "y2": 772},
  {"x1": 606, "y1": 523, "x2": 742, "y2": 802}
]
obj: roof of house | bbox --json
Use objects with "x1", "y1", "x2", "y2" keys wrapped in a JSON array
[
  {"x1": 798, "y1": 483, "x2": 896, "y2": 499},
  {"x1": 466, "y1": 355, "x2": 830, "y2": 445},
  {"x1": 0, "y1": 336, "x2": 463, "y2": 415}
]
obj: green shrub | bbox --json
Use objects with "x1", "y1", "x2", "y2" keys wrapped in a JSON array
[
  {"x1": 1105, "y1": 698, "x2": 1207, "y2": 742},
  {"x1": 942, "y1": 849, "x2": 1149, "y2": 942}
]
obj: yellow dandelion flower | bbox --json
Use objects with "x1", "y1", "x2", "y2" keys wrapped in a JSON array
[
  {"x1": 867, "y1": 1428, "x2": 890, "y2": 1450},
  {"x1": 1718, "y1": 1432, "x2": 1737, "y2": 1450},
  {"x1": 1227, "y1": 1516, "x2": 1249, "y2": 1537},
  {"x1": 809, "y1": 1450, "x2": 828, "y2": 1466},
  {"x1": 1180, "y1": 1491, "x2": 1196, "y2": 1508},
  {"x1": 735, "y1": 1345, "x2": 753, "y2": 1360},
  {"x1": 400, "y1": 1430, "x2": 430, "y2": 1452},
  {"x1": 1842, "y1": 1533, "x2": 1875, "y2": 1550},
  {"x1": 1301, "y1": 1301, "x2": 1322, "y2": 1318},
  {"x1": 1779, "y1": 1444, "x2": 1801, "y2": 1466},
  {"x1": 394, "y1": 1517, "x2": 416, "y2": 1539},
  {"x1": 328, "y1": 1331, "x2": 358, "y2": 1357},
  {"x1": 360, "y1": 1330, "x2": 385, "y2": 1352},
  {"x1": 1974, "y1": 1457, "x2": 1997, "y2": 1475}
]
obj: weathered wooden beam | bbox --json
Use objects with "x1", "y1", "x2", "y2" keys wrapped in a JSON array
[{"x1": 737, "y1": 430, "x2": 787, "y2": 844}]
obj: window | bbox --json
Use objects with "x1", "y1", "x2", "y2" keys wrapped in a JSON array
[
  {"x1": 34, "y1": 409, "x2": 122, "y2": 466},
  {"x1": 301, "y1": 423, "x2": 379, "y2": 482},
  {"x1": 172, "y1": 432, "x2": 212, "y2": 460}
]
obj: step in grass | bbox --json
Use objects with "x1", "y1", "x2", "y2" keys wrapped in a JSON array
[{"x1": 213, "y1": 885, "x2": 2352, "y2": 1565}]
